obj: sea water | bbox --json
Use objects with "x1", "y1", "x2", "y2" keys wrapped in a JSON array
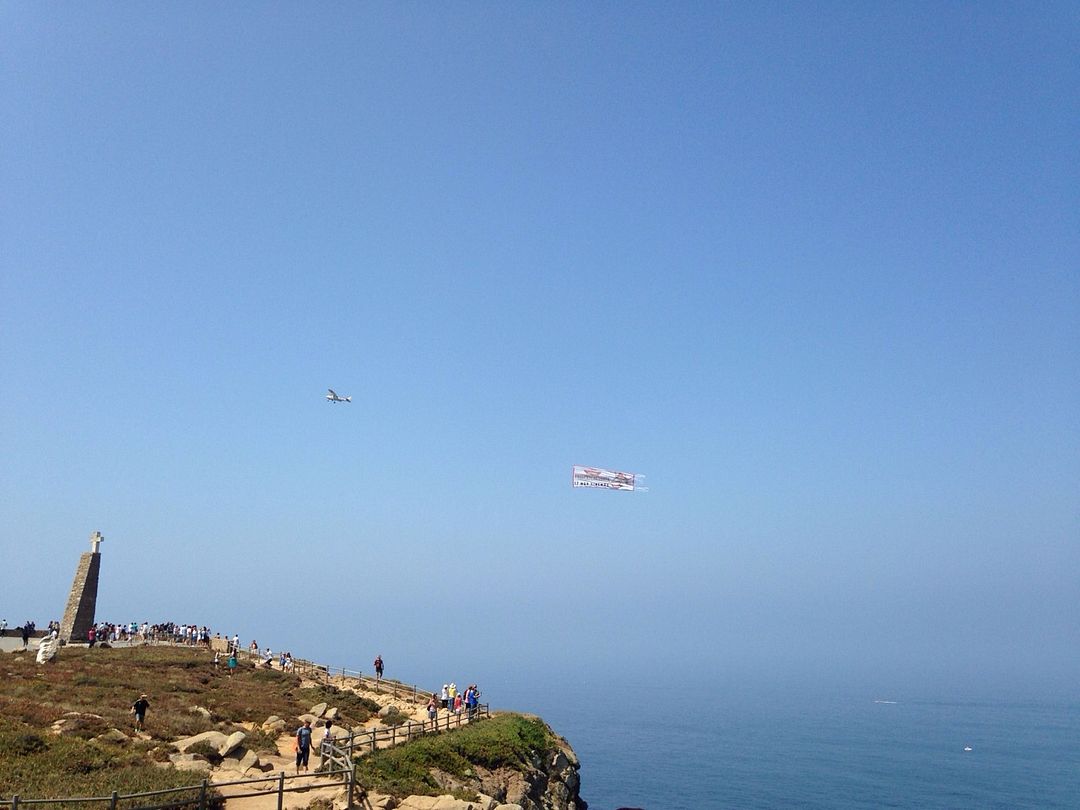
[{"x1": 492, "y1": 676, "x2": 1080, "y2": 810}]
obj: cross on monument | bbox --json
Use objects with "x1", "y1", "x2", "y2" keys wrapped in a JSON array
[{"x1": 90, "y1": 531, "x2": 103, "y2": 554}]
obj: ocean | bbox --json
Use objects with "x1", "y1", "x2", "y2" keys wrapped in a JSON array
[{"x1": 491, "y1": 675, "x2": 1080, "y2": 810}]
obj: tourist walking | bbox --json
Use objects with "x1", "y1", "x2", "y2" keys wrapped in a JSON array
[
  {"x1": 295, "y1": 719, "x2": 313, "y2": 773},
  {"x1": 374, "y1": 654, "x2": 384, "y2": 680},
  {"x1": 132, "y1": 693, "x2": 150, "y2": 731},
  {"x1": 227, "y1": 651, "x2": 238, "y2": 677}
]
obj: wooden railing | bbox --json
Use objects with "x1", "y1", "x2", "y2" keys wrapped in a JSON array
[
  {"x1": 4, "y1": 768, "x2": 350, "y2": 810},
  {"x1": 232, "y1": 648, "x2": 435, "y2": 705}
]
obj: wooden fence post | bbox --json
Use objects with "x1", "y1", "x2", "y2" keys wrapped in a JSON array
[
  {"x1": 12, "y1": 795, "x2": 18, "y2": 810},
  {"x1": 199, "y1": 779, "x2": 208, "y2": 810},
  {"x1": 110, "y1": 791, "x2": 118, "y2": 810},
  {"x1": 277, "y1": 772, "x2": 285, "y2": 810}
]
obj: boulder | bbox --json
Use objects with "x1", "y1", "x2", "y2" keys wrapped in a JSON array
[
  {"x1": 173, "y1": 730, "x2": 228, "y2": 753},
  {"x1": 263, "y1": 718, "x2": 286, "y2": 733},
  {"x1": 494, "y1": 806, "x2": 523, "y2": 810},
  {"x1": 238, "y1": 749, "x2": 263, "y2": 773},
  {"x1": 325, "y1": 706, "x2": 339, "y2": 720},
  {"x1": 397, "y1": 798, "x2": 481, "y2": 810},
  {"x1": 222, "y1": 746, "x2": 262, "y2": 774},
  {"x1": 377, "y1": 705, "x2": 394, "y2": 718},
  {"x1": 219, "y1": 730, "x2": 247, "y2": 756},
  {"x1": 309, "y1": 702, "x2": 328, "y2": 718},
  {"x1": 297, "y1": 713, "x2": 320, "y2": 726},
  {"x1": 168, "y1": 753, "x2": 213, "y2": 773},
  {"x1": 189, "y1": 706, "x2": 212, "y2": 719}
]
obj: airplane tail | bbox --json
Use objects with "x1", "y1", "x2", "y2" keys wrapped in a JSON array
[{"x1": 345, "y1": 396, "x2": 352, "y2": 402}]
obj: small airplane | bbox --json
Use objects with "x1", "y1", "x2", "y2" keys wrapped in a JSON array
[{"x1": 326, "y1": 389, "x2": 352, "y2": 403}]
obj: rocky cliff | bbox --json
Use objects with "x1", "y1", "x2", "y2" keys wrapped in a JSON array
[{"x1": 365, "y1": 716, "x2": 587, "y2": 810}]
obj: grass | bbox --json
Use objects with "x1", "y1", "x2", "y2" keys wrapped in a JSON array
[
  {"x1": 0, "y1": 645, "x2": 385, "y2": 803},
  {"x1": 354, "y1": 714, "x2": 555, "y2": 798},
  {"x1": 0, "y1": 646, "x2": 376, "y2": 743},
  {"x1": 0, "y1": 717, "x2": 222, "y2": 808}
]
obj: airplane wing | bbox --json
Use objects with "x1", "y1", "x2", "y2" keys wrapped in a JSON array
[{"x1": 327, "y1": 389, "x2": 337, "y2": 397}]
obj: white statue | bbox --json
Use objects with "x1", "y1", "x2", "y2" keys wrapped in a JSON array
[
  {"x1": 36, "y1": 635, "x2": 59, "y2": 664},
  {"x1": 90, "y1": 532, "x2": 104, "y2": 554}
]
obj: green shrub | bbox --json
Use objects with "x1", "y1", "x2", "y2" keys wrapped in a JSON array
[
  {"x1": 354, "y1": 714, "x2": 555, "y2": 798},
  {"x1": 298, "y1": 685, "x2": 379, "y2": 724},
  {"x1": 240, "y1": 727, "x2": 280, "y2": 754},
  {"x1": 5, "y1": 733, "x2": 49, "y2": 756},
  {"x1": 380, "y1": 707, "x2": 409, "y2": 727},
  {"x1": 184, "y1": 740, "x2": 222, "y2": 764}
]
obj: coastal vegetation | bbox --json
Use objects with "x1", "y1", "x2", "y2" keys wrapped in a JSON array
[{"x1": 354, "y1": 714, "x2": 554, "y2": 797}]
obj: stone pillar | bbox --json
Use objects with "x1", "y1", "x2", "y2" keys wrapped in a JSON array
[{"x1": 60, "y1": 532, "x2": 103, "y2": 643}]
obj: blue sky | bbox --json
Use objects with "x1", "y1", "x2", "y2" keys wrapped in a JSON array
[{"x1": 2, "y1": 3, "x2": 1077, "y2": 696}]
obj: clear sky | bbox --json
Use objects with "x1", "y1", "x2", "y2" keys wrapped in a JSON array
[{"x1": 2, "y1": 3, "x2": 1077, "y2": 698}]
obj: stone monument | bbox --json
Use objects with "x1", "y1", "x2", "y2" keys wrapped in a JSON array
[{"x1": 60, "y1": 532, "x2": 103, "y2": 643}]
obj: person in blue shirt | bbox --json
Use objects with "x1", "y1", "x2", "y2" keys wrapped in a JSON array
[{"x1": 295, "y1": 720, "x2": 313, "y2": 773}]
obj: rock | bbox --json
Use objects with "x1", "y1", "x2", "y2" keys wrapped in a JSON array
[
  {"x1": 94, "y1": 728, "x2": 130, "y2": 745},
  {"x1": 238, "y1": 749, "x2": 262, "y2": 773},
  {"x1": 222, "y1": 746, "x2": 262, "y2": 774},
  {"x1": 168, "y1": 753, "x2": 213, "y2": 773},
  {"x1": 377, "y1": 705, "x2": 394, "y2": 718},
  {"x1": 558, "y1": 742, "x2": 579, "y2": 769},
  {"x1": 325, "y1": 706, "x2": 339, "y2": 720},
  {"x1": 474, "y1": 797, "x2": 499, "y2": 810},
  {"x1": 396, "y1": 798, "x2": 484, "y2": 810},
  {"x1": 190, "y1": 706, "x2": 212, "y2": 719},
  {"x1": 263, "y1": 718, "x2": 286, "y2": 733},
  {"x1": 297, "y1": 713, "x2": 320, "y2": 726},
  {"x1": 493, "y1": 805, "x2": 523, "y2": 810},
  {"x1": 434, "y1": 798, "x2": 483, "y2": 810},
  {"x1": 309, "y1": 702, "x2": 328, "y2": 718},
  {"x1": 172, "y1": 730, "x2": 228, "y2": 753},
  {"x1": 263, "y1": 714, "x2": 281, "y2": 726},
  {"x1": 219, "y1": 730, "x2": 247, "y2": 756}
]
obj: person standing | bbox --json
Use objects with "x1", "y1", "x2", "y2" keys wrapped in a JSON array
[
  {"x1": 132, "y1": 694, "x2": 150, "y2": 731},
  {"x1": 440, "y1": 684, "x2": 449, "y2": 710},
  {"x1": 227, "y1": 651, "x2": 238, "y2": 677},
  {"x1": 87, "y1": 626, "x2": 96, "y2": 648},
  {"x1": 295, "y1": 720, "x2": 313, "y2": 774},
  {"x1": 20, "y1": 623, "x2": 29, "y2": 649},
  {"x1": 427, "y1": 694, "x2": 439, "y2": 730},
  {"x1": 320, "y1": 719, "x2": 334, "y2": 764},
  {"x1": 374, "y1": 654, "x2": 384, "y2": 680}
]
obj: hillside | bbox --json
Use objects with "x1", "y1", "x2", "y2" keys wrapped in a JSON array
[{"x1": 0, "y1": 644, "x2": 586, "y2": 810}]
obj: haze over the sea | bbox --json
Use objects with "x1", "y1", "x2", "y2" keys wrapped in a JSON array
[{"x1": 2, "y1": 1, "x2": 1077, "y2": 713}]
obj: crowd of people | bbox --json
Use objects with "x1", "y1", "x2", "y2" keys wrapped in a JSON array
[{"x1": 426, "y1": 682, "x2": 483, "y2": 728}]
